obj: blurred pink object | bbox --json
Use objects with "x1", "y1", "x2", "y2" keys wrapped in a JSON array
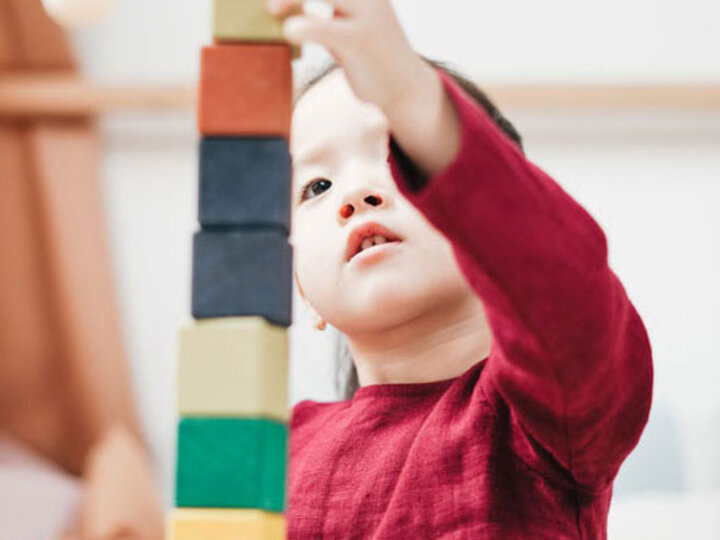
[{"x1": 0, "y1": 432, "x2": 82, "y2": 539}]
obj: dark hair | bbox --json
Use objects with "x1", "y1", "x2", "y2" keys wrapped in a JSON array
[{"x1": 294, "y1": 57, "x2": 523, "y2": 401}]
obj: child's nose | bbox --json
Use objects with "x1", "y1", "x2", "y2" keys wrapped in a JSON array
[{"x1": 339, "y1": 188, "x2": 386, "y2": 219}]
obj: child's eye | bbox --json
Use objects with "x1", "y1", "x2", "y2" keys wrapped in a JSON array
[{"x1": 298, "y1": 177, "x2": 332, "y2": 203}]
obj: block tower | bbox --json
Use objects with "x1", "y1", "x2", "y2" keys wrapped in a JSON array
[{"x1": 169, "y1": 1, "x2": 297, "y2": 537}]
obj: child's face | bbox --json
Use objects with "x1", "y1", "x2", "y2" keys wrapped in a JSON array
[{"x1": 291, "y1": 70, "x2": 474, "y2": 335}]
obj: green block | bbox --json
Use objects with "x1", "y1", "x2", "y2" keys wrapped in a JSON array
[{"x1": 176, "y1": 417, "x2": 287, "y2": 512}]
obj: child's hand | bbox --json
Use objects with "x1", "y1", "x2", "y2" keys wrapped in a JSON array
[
  {"x1": 267, "y1": 0, "x2": 435, "y2": 111},
  {"x1": 269, "y1": 0, "x2": 461, "y2": 177}
]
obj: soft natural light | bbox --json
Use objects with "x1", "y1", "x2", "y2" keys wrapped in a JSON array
[{"x1": 41, "y1": 0, "x2": 116, "y2": 27}]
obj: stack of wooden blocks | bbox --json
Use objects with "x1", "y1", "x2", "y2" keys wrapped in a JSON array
[{"x1": 169, "y1": 0, "x2": 298, "y2": 538}]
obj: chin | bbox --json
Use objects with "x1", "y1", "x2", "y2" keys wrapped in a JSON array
[{"x1": 336, "y1": 281, "x2": 440, "y2": 332}]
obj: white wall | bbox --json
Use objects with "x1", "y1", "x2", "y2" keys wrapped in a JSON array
[
  {"x1": 68, "y1": 0, "x2": 720, "y2": 532},
  {"x1": 71, "y1": 0, "x2": 720, "y2": 84}
]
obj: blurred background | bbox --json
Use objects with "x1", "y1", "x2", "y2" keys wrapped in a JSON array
[{"x1": 1, "y1": 0, "x2": 719, "y2": 538}]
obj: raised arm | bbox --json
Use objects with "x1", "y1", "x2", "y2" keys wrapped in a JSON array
[{"x1": 386, "y1": 68, "x2": 653, "y2": 491}]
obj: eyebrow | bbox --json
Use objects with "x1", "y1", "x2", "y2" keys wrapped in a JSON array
[{"x1": 293, "y1": 143, "x2": 329, "y2": 167}]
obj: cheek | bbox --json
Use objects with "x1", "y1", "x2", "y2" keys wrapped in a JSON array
[
  {"x1": 408, "y1": 220, "x2": 470, "y2": 290},
  {"x1": 292, "y1": 214, "x2": 340, "y2": 305}
]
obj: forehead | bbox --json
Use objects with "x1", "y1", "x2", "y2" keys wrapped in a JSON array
[{"x1": 290, "y1": 70, "x2": 389, "y2": 169}]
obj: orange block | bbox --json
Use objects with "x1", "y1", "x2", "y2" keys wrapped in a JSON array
[
  {"x1": 198, "y1": 44, "x2": 292, "y2": 137},
  {"x1": 212, "y1": 36, "x2": 302, "y2": 59}
]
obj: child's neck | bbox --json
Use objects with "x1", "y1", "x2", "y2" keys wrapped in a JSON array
[{"x1": 346, "y1": 297, "x2": 491, "y2": 388}]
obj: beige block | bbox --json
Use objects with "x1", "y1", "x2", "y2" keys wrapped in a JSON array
[
  {"x1": 169, "y1": 508, "x2": 285, "y2": 540},
  {"x1": 178, "y1": 316, "x2": 289, "y2": 422},
  {"x1": 213, "y1": 0, "x2": 302, "y2": 57}
]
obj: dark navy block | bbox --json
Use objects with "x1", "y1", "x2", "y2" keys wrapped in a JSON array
[
  {"x1": 192, "y1": 229, "x2": 292, "y2": 327},
  {"x1": 199, "y1": 137, "x2": 291, "y2": 233}
]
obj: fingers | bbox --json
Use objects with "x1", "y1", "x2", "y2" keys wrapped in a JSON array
[
  {"x1": 283, "y1": 15, "x2": 351, "y2": 48},
  {"x1": 267, "y1": 0, "x2": 355, "y2": 18}
]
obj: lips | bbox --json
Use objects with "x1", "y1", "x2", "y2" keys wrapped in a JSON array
[{"x1": 346, "y1": 222, "x2": 403, "y2": 263}]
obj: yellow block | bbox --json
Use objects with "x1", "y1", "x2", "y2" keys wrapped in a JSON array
[
  {"x1": 169, "y1": 508, "x2": 285, "y2": 540},
  {"x1": 213, "y1": 0, "x2": 302, "y2": 57},
  {"x1": 178, "y1": 316, "x2": 289, "y2": 422}
]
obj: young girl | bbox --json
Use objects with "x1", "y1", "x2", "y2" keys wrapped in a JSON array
[{"x1": 269, "y1": 0, "x2": 654, "y2": 538}]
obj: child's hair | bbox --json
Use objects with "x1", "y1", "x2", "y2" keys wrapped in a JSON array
[{"x1": 294, "y1": 57, "x2": 524, "y2": 400}]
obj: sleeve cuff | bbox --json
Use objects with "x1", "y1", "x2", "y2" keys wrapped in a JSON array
[
  {"x1": 387, "y1": 134, "x2": 429, "y2": 193},
  {"x1": 385, "y1": 68, "x2": 478, "y2": 201},
  {"x1": 385, "y1": 67, "x2": 514, "y2": 208}
]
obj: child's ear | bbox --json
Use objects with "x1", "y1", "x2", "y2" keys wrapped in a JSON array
[
  {"x1": 294, "y1": 271, "x2": 327, "y2": 331},
  {"x1": 294, "y1": 270, "x2": 306, "y2": 300}
]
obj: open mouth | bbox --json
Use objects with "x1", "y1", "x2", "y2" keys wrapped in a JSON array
[
  {"x1": 346, "y1": 222, "x2": 403, "y2": 263},
  {"x1": 352, "y1": 235, "x2": 401, "y2": 260}
]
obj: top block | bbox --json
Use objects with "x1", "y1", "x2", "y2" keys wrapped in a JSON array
[
  {"x1": 213, "y1": 0, "x2": 302, "y2": 58},
  {"x1": 198, "y1": 44, "x2": 292, "y2": 137}
]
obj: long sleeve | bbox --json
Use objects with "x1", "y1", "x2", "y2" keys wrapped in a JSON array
[{"x1": 386, "y1": 69, "x2": 653, "y2": 492}]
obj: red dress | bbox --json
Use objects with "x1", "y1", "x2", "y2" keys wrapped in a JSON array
[{"x1": 287, "y1": 69, "x2": 653, "y2": 539}]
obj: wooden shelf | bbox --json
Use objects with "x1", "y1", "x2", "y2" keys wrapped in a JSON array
[
  {"x1": 489, "y1": 84, "x2": 720, "y2": 109},
  {"x1": 0, "y1": 74, "x2": 196, "y2": 116},
  {"x1": 1, "y1": 74, "x2": 719, "y2": 116}
]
